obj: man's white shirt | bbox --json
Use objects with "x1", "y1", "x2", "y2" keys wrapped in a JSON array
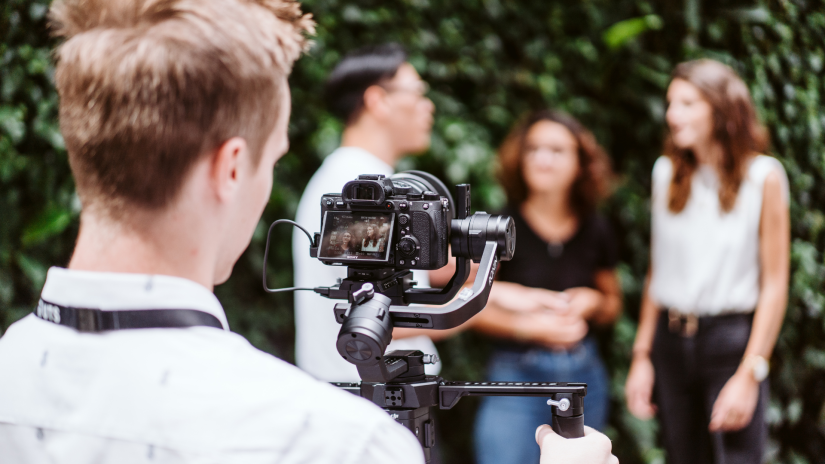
[
  {"x1": 293, "y1": 146, "x2": 440, "y2": 382},
  {"x1": 0, "y1": 267, "x2": 424, "y2": 464}
]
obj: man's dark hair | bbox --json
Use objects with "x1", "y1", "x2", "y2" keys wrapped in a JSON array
[{"x1": 324, "y1": 43, "x2": 408, "y2": 124}]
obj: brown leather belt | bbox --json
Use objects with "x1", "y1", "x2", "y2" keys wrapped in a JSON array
[{"x1": 667, "y1": 309, "x2": 699, "y2": 337}]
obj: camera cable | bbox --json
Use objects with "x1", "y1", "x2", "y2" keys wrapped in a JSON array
[{"x1": 262, "y1": 219, "x2": 329, "y2": 295}]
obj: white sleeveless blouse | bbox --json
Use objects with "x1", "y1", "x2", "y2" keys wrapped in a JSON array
[{"x1": 649, "y1": 155, "x2": 789, "y2": 315}]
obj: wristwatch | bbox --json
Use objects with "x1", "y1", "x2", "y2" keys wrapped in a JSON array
[{"x1": 743, "y1": 354, "x2": 770, "y2": 382}]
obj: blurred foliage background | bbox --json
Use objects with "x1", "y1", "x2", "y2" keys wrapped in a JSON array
[{"x1": 2, "y1": 0, "x2": 824, "y2": 462}]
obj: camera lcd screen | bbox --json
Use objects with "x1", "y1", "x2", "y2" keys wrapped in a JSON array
[{"x1": 318, "y1": 211, "x2": 394, "y2": 262}]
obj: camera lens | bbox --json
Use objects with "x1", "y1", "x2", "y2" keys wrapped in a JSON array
[{"x1": 450, "y1": 214, "x2": 516, "y2": 262}]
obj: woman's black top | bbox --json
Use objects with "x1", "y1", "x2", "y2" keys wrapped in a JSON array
[
  {"x1": 498, "y1": 205, "x2": 619, "y2": 297},
  {"x1": 494, "y1": 206, "x2": 619, "y2": 352}
]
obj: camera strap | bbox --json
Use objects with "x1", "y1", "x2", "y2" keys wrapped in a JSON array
[{"x1": 33, "y1": 299, "x2": 224, "y2": 333}]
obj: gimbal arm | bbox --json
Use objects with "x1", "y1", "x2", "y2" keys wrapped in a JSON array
[
  {"x1": 332, "y1": 237, "x2": 502, "y2": 332},
  {"x1": 342, "y1": 241, "x2": 500, "y2": 330}
]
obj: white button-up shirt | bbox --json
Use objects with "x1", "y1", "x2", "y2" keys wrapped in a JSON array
[
  {"x1": 293, "y1": 146, "x2": 439, "y2": 381},
  {"x1": 0, "y1": 267, "x2": 424, "y2": 464}
]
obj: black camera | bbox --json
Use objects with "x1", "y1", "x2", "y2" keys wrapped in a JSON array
[
  {"x1": 309, "y1": 170, "x2": 517, "y2": 309},
  {"x1": 316, "y1": 171, "x2": 453, "y2": 271}
]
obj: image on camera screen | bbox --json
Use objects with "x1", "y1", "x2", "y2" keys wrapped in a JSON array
[{"x1": 318, "y1": 211, "x2": 394, "y2": 263}]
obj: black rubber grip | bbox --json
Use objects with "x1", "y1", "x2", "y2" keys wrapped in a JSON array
[
  {"x1": 412, "y1": 212, "x2": 430, "y2": 267},
  {"x1": 552, "y1": 414, "x2": 584, "y2": 439}
]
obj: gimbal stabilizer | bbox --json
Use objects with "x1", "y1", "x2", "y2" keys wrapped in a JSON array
[{"x1": 264, "y1": 179, "x2": 586, "y2": 462}]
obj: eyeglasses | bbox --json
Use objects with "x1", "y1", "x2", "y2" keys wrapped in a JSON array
[{"x1": 379, "y1": 81, "x2": 430, "y2": 98}]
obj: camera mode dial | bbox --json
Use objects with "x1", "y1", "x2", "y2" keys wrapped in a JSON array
[
  {"x1": 398, "y1": 236, "x2": 419, "y2": 257},
  {"x1": 392, "y1": 182, "x2": 412, "y2": 196}
]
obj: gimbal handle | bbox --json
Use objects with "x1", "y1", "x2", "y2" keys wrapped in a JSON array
[
  {"x1": 439, "y1": 381, "x2": 586, "y2": 439},
  {"x1": 334, "y1": 377, "x2": 587, "y2": 440}
]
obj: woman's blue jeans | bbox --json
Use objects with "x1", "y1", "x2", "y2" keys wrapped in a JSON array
[{"x1": 473, "y1": 336, "x2": 609, "y2": 464}]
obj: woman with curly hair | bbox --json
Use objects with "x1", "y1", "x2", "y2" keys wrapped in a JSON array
[
  {"x1": 473, "y1": 110, "x2": 621, "y2": 464},
  {"x1": 625, "y1": 59, "x2": 790, "y2": 464},
  {"x1": 338, "y1": 231, "x2": 354, "y2": 256}
]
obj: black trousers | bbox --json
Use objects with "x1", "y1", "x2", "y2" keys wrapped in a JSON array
[{"x1": 651, "y1": 312, "x2": 768, "y2": 464}]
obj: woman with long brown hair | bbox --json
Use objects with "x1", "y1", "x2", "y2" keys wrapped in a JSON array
[
  {"x1": 472, "y1": 110, "x2": 621, "y2": 464},
  {"x1": 361, "y1": 224, "x2": 384, "y2": 252},
  {"x1": 625, "y1": 59, "x2": 790, "y2": 463}
]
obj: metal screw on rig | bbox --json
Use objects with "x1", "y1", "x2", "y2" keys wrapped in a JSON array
[
  {"x1": 352, "y1": 283, "x2": 375, "y2": 305},
  {"x1": 547, "y1": 398, "x2": 571, "y2": 412},
  {"x1": 422, "y1": 354, "x2": 440, "y2": 365}
]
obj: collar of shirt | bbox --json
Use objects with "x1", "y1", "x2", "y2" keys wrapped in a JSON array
[
  {"x1": 39, "y1": 267, "x2": 230, "y2": 330},
  {"x1": 325, "y1": 146, "x2": 394, "y2": 176}
]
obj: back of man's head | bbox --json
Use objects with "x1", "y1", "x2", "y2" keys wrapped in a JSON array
[
  {"x1": 323, "y1": 43, "x2": 407, "y2": 125},
  {"x1": 50, "y1": 0, "x2": 313, "y2": 216}
]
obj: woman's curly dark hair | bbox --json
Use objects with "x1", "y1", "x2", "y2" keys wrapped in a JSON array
[{"x1": 497, "y1": 110, "x2": 614, "y2": 216}]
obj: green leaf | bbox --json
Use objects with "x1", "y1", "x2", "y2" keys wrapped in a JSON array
[
  {"x1": 21, "y1": 205, "x2": 73, "y2": 247},
  {"x1": 16, "y1": 253, "x2": 47, "y2": 290},
  {"x1": 0, "y1": 105, "x2": 27, "y2": 144},
  {"x1": 0, "y1": 271, "x2": 14, "y2": 305},
  {"x1": 603, "y1": 15, "x2": 663, "y2": 50},
  {"x1": 803, "y1": 348, "x2": 825, "y2": 370}
]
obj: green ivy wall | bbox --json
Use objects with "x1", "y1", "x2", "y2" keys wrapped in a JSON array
[{"x1": 1, "y1": 0, "x2": 823, "y2": 462}]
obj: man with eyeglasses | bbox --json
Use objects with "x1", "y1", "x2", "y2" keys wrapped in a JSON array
[{"x1": 293, "y1": 43, "x2": 449, "y2": 384}]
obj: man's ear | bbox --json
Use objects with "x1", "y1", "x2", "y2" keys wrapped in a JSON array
[
  {"x1": 362, "y1": 85, "x2": 389, "y2": 120},
  {"x1": 210, "y1": 137, "x2": 248, "y2": 203}
]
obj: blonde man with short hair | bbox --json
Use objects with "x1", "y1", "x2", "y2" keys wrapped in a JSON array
[{"x1": 0, "y1": 1, "x2": 425, "y2": 462}]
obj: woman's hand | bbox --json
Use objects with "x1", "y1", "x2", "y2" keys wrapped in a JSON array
[
  {"x1": 471, "y1": 284, "x2": 585, "y2": 347},
  {"x1": 518, "y1": 311, "x2": 588, "y2": 350},
  {"x1": 709, "y1": 370, "x2": 760, "y2": 432},
  {"x1": 560, "y1": 287, "x2": 604, "y2": 320},
  {"x1": 490, "y1": 283, "x2": 571, "y2": 313},
  {"x1": 625, "y1": 355, "x2": 657, "y2": 419}
]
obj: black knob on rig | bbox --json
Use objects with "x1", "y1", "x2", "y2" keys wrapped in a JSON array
[{"x1": 336, "y1": 292, "x2": 393, "y2": 365}]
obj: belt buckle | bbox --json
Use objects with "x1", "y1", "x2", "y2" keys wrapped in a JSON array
[{"x1": 668, "y1": 309, "x2": 698, "y2": 338}]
